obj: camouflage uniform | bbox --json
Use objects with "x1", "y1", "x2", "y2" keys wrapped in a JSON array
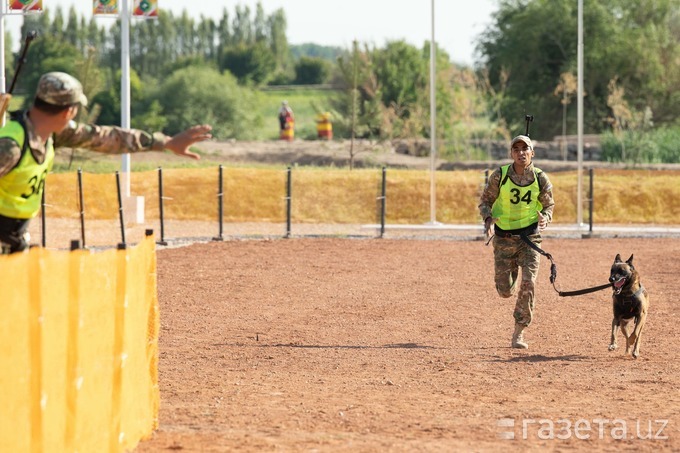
[
  {"x1": 0, "y1": 71, "x2": 171, "y2": 178},
  {"x1": 479, "y1": 161, "x2": 554, "y2": 327},
  {"x1": 0, "y1": 72, "x2": 172, "y2": 253},
  {"x1": 0, "y1": 112, "x2": 171, "y2": 178}
]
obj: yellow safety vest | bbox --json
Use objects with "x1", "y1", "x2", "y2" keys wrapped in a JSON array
[
  {"x1": 491, "y1": 164, "x2": 543, "y2": 230},
  {"x1": 0, "y1": 120, "x2": 54, "y2": 219}
]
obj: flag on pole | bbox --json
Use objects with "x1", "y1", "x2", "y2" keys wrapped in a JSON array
[
  {"x1": 133, "y1": 0, "x2": 158, "y2": 17},
  {"x1": 93, "y1": 0, "x2": 119, "y2": 15},
  {"x1": 9, "y1": 0, "x2": 43, "y2": 12}
]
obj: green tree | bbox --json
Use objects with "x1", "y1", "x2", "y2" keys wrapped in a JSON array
[
  {"x1": 217, "y1": 9, "x2": 232, "y2": 47},
  {"x1": 197, "y1": 17, "x2": 217, "y2": 61},
  {"x1": 90, "y1": 68, "x2": 144, "y2": 126},
  {"x1": 477, "y1": 0, "x2": 680, "y2": 138},
  {"x1": 293, "y1": 56, "x2": 330, "y2": 85},
  {"x1": 64, "y1": 6, "x2": 79, "y2": 49},
  {"x1": 332, "y1": 41, "x2": 386, "y2": 167},
  {"x1": 21, "y1": 9, "x2": 50, "y2": 39},
  {"x1": 372, "y1": 40, "x2": 426, "y2": 112},
  {"x1": 220, "y1": 42, "x2": 276, "y2": 85},
  {"x1": 232, "y1": 5, "x2": 253, "y2": 44},
  {"x1": 14, "y1": 39, "x2": 84, "y2": 103},
  {"x1": 73, "y1": 46, "x2": 104, "y2": 124},
  {"x1": 254, "y1": 2, "x2": 268, "y2": 43},
  {"x1": 131, "y1": 99, "x2": 168, "y2": 132},
  {"x1": 268, "y1": 9, "x2": 290, "y2": 74},
  {"x1": 477, "y1": 0, "x2": 578, "y2": 138},
  {"x1": 290, "y1": 43, "x2": 343, "y2": 61},
  {"x1": 50, "y1": 7, "x2": 65, "y2": 40},
  {"x1": 85, "y1": 17, "x2": 103, "y2": 49},
  {"x1": 155, "y1": 12, "x2": 179, "y2": 74},
  {"x1": 153, "y1": 66, "x2": 263, "y2": 138}
]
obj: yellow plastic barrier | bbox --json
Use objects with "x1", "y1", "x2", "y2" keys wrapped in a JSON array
[{"x1": 0, "y1": 235, "x2": 159, "y2": 453}]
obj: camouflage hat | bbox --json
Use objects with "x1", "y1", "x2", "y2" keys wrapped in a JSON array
[
  {"x1": 510, "y1": 135, "x2": 533, "y2": 150},
  {"x1": 35, "y1": 72, "x2": 88, "y2": 107}
]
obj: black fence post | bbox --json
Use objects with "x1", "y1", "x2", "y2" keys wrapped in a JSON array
[
  {"x1": 379, "y1": 166, "x2": 386, "y2": 238},
  {"x1": 157, "y1": 167, "x2": 167, "y2": 246},
  {"x1": 41, "y1": 179, "x2": 46, "y2": 247},
  {"x1": 285, "y1": 166, "x2": 292, "y2": 238},
  {"x1": 115, "y1": 171, "x2": 126, "y2": 247},
  {"x1": 70, "y1": 239, "x2": 81, "y2": 251},
  {"x1": 589, "y1": 168, "x2": 594, "y2": 233},
  {"x1": 77, "y1": 168, "x2": 86, "y2": 248},
  {"x1": 213, "y1": 165, "x2": 224, "y2": 241}
]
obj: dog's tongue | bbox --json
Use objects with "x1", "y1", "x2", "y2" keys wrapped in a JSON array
[{"x1": 614, "y1": 278, "x2": 626, "y2": 288}]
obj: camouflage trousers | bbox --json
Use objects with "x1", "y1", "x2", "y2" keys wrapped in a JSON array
[
  {"x1": 0, "y1": 214, "x2": 30, "y2": 254},
  {"x1": 492, "y1": 234, "x2": 542, "y2": 327}
]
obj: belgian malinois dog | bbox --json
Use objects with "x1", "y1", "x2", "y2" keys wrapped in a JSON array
[{"x1": 608, "y1": 254, "x2": 649, "y2": 358}]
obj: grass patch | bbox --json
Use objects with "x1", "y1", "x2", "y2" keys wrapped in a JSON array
[{"x1": 258, "y1": 89, "x2": 336, "y2": 140}]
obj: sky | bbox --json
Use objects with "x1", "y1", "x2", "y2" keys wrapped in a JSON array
[{"x1": 3, "y1": 0, "x2": 497, "y2": 66}]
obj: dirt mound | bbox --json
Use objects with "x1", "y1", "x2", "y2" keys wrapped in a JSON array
[
  {"x1": 195, "y1": 140, "x2": 680, "y2": 172},
  {"x1": 58, "y1": 139, "x2": 680, "y2": 173}
]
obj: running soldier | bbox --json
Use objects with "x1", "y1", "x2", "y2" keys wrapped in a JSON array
[{"x1": 478, "y1": 135, "x2": 555, "y2": 349}]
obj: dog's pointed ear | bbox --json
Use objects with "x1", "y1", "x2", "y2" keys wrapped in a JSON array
[
  {"x1": 626, "y1": 254, "x2": 634, "y2": 265},
  {"x1": 614, "y1": 254, "x2": 622, "y2": 263}
]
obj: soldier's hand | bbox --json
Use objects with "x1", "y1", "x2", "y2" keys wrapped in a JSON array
[
  {"x1": 537, "y1": 211, "x2": 548, "y2": 231},
  {"x1": 484, "y1": 216, "x2": 497, "y2": 238},
  {"x1": 165, "y1": 124, "x2": 213, "y2": 160},
  {"x1": 0, "y1": 93, "x2": 12, "y2": 120}
]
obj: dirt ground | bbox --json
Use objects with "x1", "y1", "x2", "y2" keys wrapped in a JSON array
[
  {"x1": 42, "y1": 141, "x2": 680, "y2": 451},
  {"x1": 125, "y1": 235, "x2": 680, "y2": 452}
]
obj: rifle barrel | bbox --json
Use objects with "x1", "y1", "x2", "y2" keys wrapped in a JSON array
[{"x1": 8, "y1": 31, "x2": 38, "y2": 94}]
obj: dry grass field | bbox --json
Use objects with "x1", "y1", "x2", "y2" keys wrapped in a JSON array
[{"x1": 43, "y1": 166, "x2": 680, "y2": 226}]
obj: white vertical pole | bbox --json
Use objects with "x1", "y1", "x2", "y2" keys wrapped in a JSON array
[
  {"x1": 428, "y1": 0, "x2": 437, "y2": 224},
  {"x1": 0, "y1": 3, "x2": 6, "y2": 127},
  {"x1": 577, "y1": 0, "x2": 584, "y2": 225},
  {"x1": 121, "y1": 0, "x2": 131, "y2": 197}
]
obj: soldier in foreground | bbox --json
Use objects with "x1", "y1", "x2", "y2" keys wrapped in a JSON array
[
  {"x1": 478, "y1": 135, "x2": 554, "y2": 349},
  {"x1": 0, "y1": 71, "x2": 212, "y2": 254}
]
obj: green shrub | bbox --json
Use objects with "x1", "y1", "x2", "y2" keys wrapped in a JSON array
[{"x1": 601, "y1": 127, "x2": 680, "y2": 164}]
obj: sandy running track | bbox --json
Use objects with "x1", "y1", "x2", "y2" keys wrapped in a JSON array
[{"x1": 126, "y1": 236, "x2": 680, "y2": 452}]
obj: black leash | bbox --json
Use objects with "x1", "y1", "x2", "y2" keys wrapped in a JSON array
[{"x1": 518, "y1": 233, "x2": 611, "y2": 297}]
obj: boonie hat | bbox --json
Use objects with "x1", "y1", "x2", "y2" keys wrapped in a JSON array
[
  {"x1": 510, "y1": 135, "x2": 533, "y2": 150},
  {"x1": 35, "y1": 72, "x2": 88, "y2": 107}
]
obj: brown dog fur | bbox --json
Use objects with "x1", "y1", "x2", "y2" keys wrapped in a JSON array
[{"x1": 608, "y1": 254, "x2": 649, "y2": 359}]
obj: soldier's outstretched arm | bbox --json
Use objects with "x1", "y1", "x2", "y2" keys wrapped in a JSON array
[{"x1": 53, "y1": 122, "x2": 212, "y2": 158}]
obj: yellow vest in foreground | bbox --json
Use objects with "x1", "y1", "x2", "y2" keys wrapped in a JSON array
[{"x1": 0, "y1": 120, "x2": 54, "y2": 219}]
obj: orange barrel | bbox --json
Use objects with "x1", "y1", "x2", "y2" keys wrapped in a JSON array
[
  {"x1": 316, "y1": 112, "x2": 333, "y2": 140},
  {"x1": 280, "y1": 119, "x2": 294, "y2": 141}
]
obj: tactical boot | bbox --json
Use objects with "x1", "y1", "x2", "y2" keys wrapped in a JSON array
[{"x1": 512, "y1": 324, "x2": 529, "y2": 349}]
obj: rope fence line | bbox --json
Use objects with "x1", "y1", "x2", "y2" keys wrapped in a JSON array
[{"x1": 26, "y1": 166, "x2": 680, "y2": 252}]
